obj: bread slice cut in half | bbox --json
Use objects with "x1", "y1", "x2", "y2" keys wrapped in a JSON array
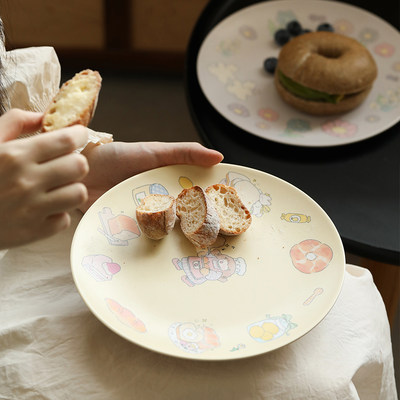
[
  {"x1": 205, "y1": 184, "x2": 252, "y2": 235},
  {"x1": 176, "y1": 186, "x2": 220, "y2": 248},
  {"x1": 41, "y1": 69, "x2": 102, "y2": 132},
  {"x1": 136, "y1": 194, "x2": 176, "y2": 240}
]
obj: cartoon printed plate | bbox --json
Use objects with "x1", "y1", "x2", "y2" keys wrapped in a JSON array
[
  {"x1": 71, "y1": 163, "x2": 345, "y2": 360},
  {"x1": 197, "y1": 0, "x2": 400, "y2": 147}
]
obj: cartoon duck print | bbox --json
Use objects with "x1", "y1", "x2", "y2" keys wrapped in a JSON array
[
  {"x1": 98, "y1": 207, "x2": 140, "y2": 246},
  {"x1": 172, "y1": 249, "x2": 246, "y2": 287},
  {"x1": 221, "y1": 171, "x2": 272, "y2": 217},
  {"x1": 82, "y1": 254, "x2": 121, "y2": 281},
  {"x1": 169, "y1": 322, "x2": 220, "y2": 354},
  {"x1": 281, "y1": 213, "x2": 311, "y2": 223},
  {"x1": 248, "y1": 314, "x2": 297, "y2": 343}
]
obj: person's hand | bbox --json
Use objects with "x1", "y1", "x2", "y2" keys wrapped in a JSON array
[
  {"x1": 0, "y1": 109, "x2": 89, "y2": 249},
  {"x1": 80, "y1": 141, "x2": 224, "y2": 212}
]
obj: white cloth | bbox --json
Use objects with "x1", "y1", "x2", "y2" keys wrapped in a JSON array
[
  {"x1": 0, "y1": 211, "x2": 397, "y2": 399},
  {"x1": 2, "y1": 46, "x2": 60, "y2": 113}
]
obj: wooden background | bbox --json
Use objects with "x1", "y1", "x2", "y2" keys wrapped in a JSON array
[{"x1": 0, "y1": 0, "x2": 209, "y2": 71}]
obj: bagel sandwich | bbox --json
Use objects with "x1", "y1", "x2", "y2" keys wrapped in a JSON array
[{"x1": 274, "y1": 31, "x2": 377, "y2": 115}]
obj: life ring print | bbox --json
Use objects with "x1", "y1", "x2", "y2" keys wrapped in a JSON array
[{"x1": 290, "y1": 239, "x2": 333, "y2": 274}]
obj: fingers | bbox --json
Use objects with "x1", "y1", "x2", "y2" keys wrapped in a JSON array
[
  {"x1": 0, "y1": 107, "x2": 89, "y2": 162},
  {"x1": 38, "y1": 152, "x2": 89, "y2": 191},
  {"x1": 177, "y1": 142, "x2": 224, "y2": 166},
  {"x1": 84, "y1": 141, "x2": 224, "y2": 185},
  {"x1": 0, "y1": 180, "x2": 87, "y2": 249},
  {"x1": 0, "y1": 211, "x2": 73, "y2": 249},
  {"x1": 44, "y1": 212, "x2": 72, "y2": 236},
  {"x1": 0, "y1": 109, "x2": 43, "y2": 143},
  {"x1": 0, "y1": 110, "x2": 91, "y2": 248},
  {"x1": 153, "y1": 142, "x2": 224, "y2": 167},
  {"x1": 27, "y1": 212, "x2": 72, "y2": 244},
  {"x1": 29, "y1": 125, "x2": 89, "y2": 162},
  {"x1": 42, "y1": 182, "x2": 88, "y2": 215},
  {"x1": 25, "y1": 212, "x2": 72, "y2": 248}
]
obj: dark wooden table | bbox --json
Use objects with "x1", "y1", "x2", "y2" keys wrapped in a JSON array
[{"x1": 184, "y1": 0, "x2": 400, "y2": 265}]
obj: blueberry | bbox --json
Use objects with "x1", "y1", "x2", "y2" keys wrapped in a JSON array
[
  {"x1": 274, "y1": 28, "x2": 291, "y2": 46},
  {"x1": 287, "y1": 20, "x2": 302, "y2": 36},
  {"x1": 263, "y1": 57, "x2": 278, "y2": 74},
  {"x1": 317, "y1": 23, "x2": 334, "y2": 32}
]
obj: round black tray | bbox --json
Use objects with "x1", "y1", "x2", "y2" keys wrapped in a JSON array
[{"x1": 185, "y1": 0, "x2": 400, "y2": 265}]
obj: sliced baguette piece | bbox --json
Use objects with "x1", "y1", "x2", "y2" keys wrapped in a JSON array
[
  {"x1": 205, "y1": 184, "x2": 252, "y2": 235},
  {"x1": 41, "y1": 69, "x2": 102, "y2": 132},
  {"x1": 136, "y1": 194, "x2": 176, "y2": 240},
  {"x1": 176, "y1": 186, "x2": 220, "y2": 248}
]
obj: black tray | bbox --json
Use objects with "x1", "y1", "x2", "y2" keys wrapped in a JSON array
[{"x1": 185, "y1": 0, "x2": 400, "y2": 265}]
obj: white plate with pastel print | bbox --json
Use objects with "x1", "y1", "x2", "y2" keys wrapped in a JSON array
[
  {"x1": 196, "y1": 0, "x2": 400, "y2": 147},
  {"x1": 71, "y1": 164, "x2": 345, "y2": 360}
]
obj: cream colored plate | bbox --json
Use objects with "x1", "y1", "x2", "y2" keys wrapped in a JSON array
[
  {"x1": 71, "y1": 164, "x2": 345, "y2": 360},
  {"x1": 197, "y1": 0, "x2": 400, "y2": 147}
]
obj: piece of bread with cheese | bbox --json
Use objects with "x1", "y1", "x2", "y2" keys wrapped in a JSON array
[
  {"x1": 136, "y1": 194, "x2": 176, "y2": 240},
  {"x1": 205, "y1": 184, "x2": 252, "y2": 235},
  {"x1": 41, "y1": 69, "x2": 102, "y2": 132},
  {"x1": 176, "y1": 186, "x2": 220, "y2": 248}
]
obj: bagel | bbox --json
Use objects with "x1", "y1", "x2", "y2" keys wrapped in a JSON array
[{"x1": 274, "y1": 31, "x2": 377, "y2": 115}]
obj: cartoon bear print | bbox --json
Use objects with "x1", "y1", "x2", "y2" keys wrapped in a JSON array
[{"x1": 172, "y1": 249, "x2": 247, "y2": 287}]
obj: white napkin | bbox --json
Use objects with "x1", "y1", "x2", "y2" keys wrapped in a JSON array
[{"x1": 2, "y1": 46, "x2": 60, "y2": 112}]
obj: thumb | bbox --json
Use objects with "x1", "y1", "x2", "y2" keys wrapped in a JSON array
[
  {"x1": 0, "y1": 109, "x2": 43, "y2": 143},
  {"x1": 145, "y1": 142, "x2": 224, "y2": 167}
]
